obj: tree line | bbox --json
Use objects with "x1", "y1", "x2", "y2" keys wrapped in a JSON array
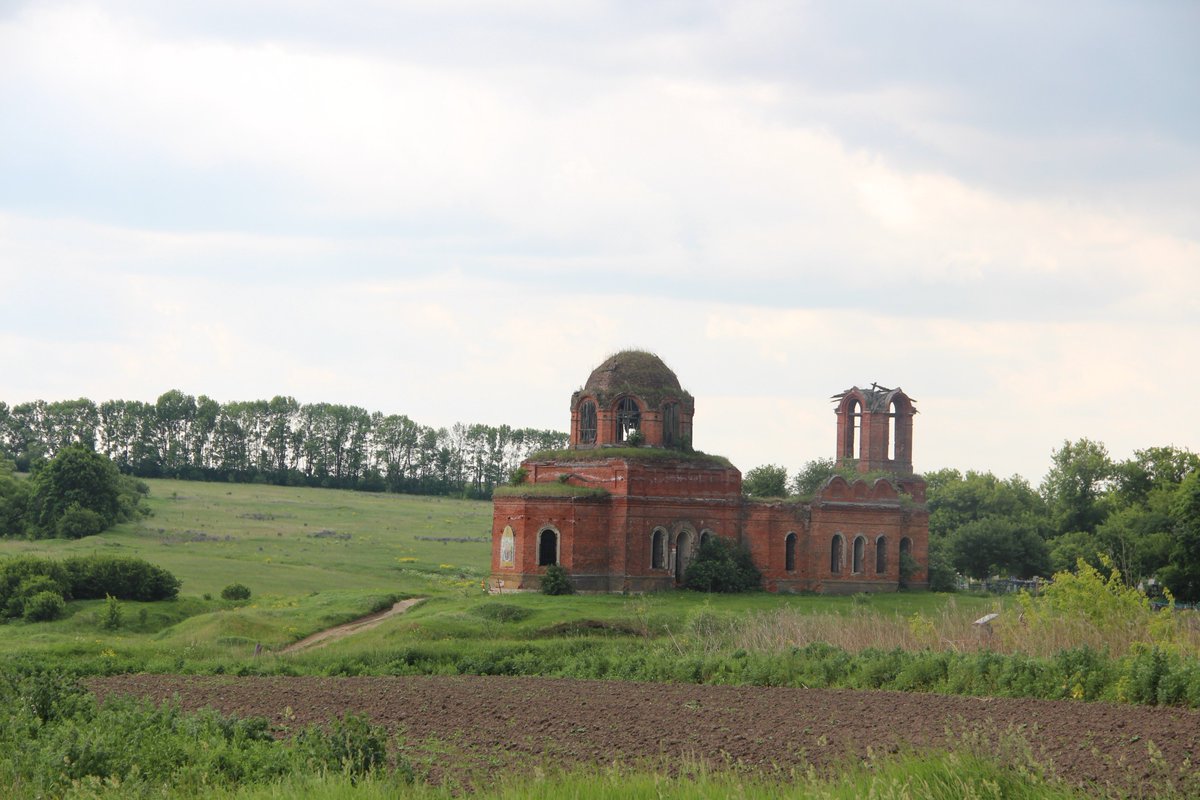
[
  {"x1": 743, "y1": 440, "x2": 1200, "y2": 601},
  {"x1": 0, "y1": 391, "x2": 567, "y2": 498}
]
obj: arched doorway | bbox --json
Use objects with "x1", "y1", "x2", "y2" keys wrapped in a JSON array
[
  {"x1": 674, "y1": 530, "x2": 695, "y2": 584},
  {"x1": 651, "y1": 528, "x2": 667, "y2": 569},
  {"x1": 537, "y1": 528, "x2": 559, "y2": 566}
]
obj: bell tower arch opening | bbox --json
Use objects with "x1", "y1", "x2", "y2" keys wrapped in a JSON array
[
  {"x1": 615, "y1": 397, "x2": 641, "y2": 443},
  {"x1": 578, "y1": 400, "x2": 597, "y2": 445},
  {"x1": 840, "y1": 398, "x2": 862, "y2": 461}
]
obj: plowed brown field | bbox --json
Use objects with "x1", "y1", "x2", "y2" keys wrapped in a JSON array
[{"x1": 90, "y1": 675, "x2": 1199, "y2": 795}]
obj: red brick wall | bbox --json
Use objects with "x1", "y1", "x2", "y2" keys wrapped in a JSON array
[{"x1": 491, "y1": 457, "x2": 929, "y2": 594}]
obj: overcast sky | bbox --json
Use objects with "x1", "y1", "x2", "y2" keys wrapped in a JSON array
[{"x1": 2, "y1": 0, "x2": 1197, "y2": 484}]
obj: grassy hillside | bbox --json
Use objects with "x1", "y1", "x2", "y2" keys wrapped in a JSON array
[
  {"x1": 0, "y1": 478, "x2": 493, "y2": 595},
  {"x1": 0, "y1": 479, "x2": 494, "y2": 662}
]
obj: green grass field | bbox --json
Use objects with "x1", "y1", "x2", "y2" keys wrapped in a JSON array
[
  {"x1": 2, "y1": 478, "x2": 494, "y2": 594},
  {"x1": 0, "y1": 479, "x2": 494, "y2": 660}
]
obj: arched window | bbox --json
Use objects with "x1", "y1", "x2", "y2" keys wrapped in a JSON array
[
  {"x1": 537, "y1": 528, "x2": 558, "y2": 567},
  {"x1": 888, "y1": 399, "x2": 898, "y2": 461},
  {"x1": 663, "y1": 402, "x2": 680, "y2": 447},
  {"x1": 900, "y1": 537, "x2": 912, "y2": 559},
  {"x1": 830, "y1": 534, "x2": 844, "y2": 574},
  {"x1": 842, "y1": 399, "x2": 862, "y2": 460},
  {"x1": 699, "y1": 529, "x2": 713, "y2": 547},
  {"x1": 785, "y1": 532, "x2": 797, "y2": 572},
  {"x1": 852, "y1": 535, "x2": 865, "y2": 573},
  {"x1": 579, "y1": 400, "x2": 597, "y2": 445},
  {"x1": 651, "y1": 528, "x2": 666, "y2": 569},
  {"x1": 616, "y1": 397, "x2": 641, "y2": 443},
  {"x1": 875, "y1": 536, "x2": 887, "y2": 574}
]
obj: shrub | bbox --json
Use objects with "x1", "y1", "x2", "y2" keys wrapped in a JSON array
[
  {"x1": 540, "y1": 565, "x2": 575, "y2": 595},
  {"x1": 23, "y1": 590, "x2": 66, "y2": 622},
  {"x1": 926, "y1": 538, "x2": 958, "y2": 592},
  {"x1": 6, "y1": 575, "x2": 65, "y2": 619},
  {"x1": 297, "y1": 714, "x2": 392, "y2": 780},
  {"x1": 100, "y1": 594, "x2": 122, "y2": 630},
  {"x1": 0, "y1": 557, "x2": 71, "y2": 618},
  {"x1": 116, "y1": 474, "x2": 152, "y2": 522},
  {"x1": 683, "y1": 537, "x2": 762, "y2": 593},
  {"x1": 18, "y1": 574, "x2": 64, "y2": 599},
  {"x1": 473, "y1": 602, "x2": 533, "y2": 623},
  {"x1": 1, "y1": 555, "x2": 179, "y2": 618},
  {"x1": 63, "y1": 555, "x2": 181, "y2": 601},
  {"x1": 55, "y1": 504, "x2": 107, "y2": 539},
  {"x1": 222, "y1": 583, "x2": 252, "y2": 601}
]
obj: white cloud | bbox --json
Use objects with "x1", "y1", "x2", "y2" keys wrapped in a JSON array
[
  {"x1": 0, "y1": 2, "x2": 1197, "y2": 486},
  {"x1": 5, "y1": 4, "x2": 1196, "y2": 321}
]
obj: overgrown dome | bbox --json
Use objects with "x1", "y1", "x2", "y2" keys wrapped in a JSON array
[{"x1": 583, "y1": 350, "x2": 683, "y2": 405}]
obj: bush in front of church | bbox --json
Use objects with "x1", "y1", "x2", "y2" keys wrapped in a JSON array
[
  {"x1": 684, "y1": 537, "x2": 762, "y2": 593},
  {"x1": 540, "y1": 564, "x2": 575, "y2": 595}
]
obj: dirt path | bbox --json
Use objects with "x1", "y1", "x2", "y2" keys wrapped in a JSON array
[
  {"x1": 89, "y1": 674, "x2": 1200, "y2": 796},
  {"x1": 279, "y1": 598, "x2": 424, "y2": 653}
]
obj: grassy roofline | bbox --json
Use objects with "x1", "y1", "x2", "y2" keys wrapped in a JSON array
[
  {"x1": 525, "y1": 447, "x2": 735, "y2": 469},
  {"x1": 492, "y1": 483, "x2": 611, "y2": 499}
]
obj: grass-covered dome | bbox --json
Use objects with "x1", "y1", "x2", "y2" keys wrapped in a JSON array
[{"x1": 581, "y1": 350, "x2": 689, "y2": 406}]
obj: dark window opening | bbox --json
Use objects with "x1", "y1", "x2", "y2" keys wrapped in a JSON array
[
  {"x1": 663, "y1": 402, "x2": 680, "y2": 446},
  {"x1": 651, "y1": 528, "x2": 666, "y2": 569},
  {"x1": 616, "y1": 397, "x2": 641, "y2": 443},
  {"x1": 700, "y1": 529, "x2": 712, "y2": 546},
  {"x1": 830, "y1": 535, "x2": 844, "y2": 574},
  {"x1": 537, "y1": 529, "x2": 558, "y2": 567},
  {"x1": 876, "y1": 536, "x2": 887, "y2": 574},
  {"x1": 785, "y1": 532, "x2": 797, "y2": 572},
  {"x1": 900, "y1": 537, "x2": 912, "y2": 558},
  {"x1": 852, "y1": 536, "x2": 865, "y2": 573},
  {"x1": 579, "y1": 400, "x2": 597, "y2": 444}
]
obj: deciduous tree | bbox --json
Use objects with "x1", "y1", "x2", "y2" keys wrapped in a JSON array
[
  {"x1": 28, "y1": 446, "x2": 123, "y2": 537},
  {"x1": 1041, "y1": 438, "x2": 1115, "y2": 536}
]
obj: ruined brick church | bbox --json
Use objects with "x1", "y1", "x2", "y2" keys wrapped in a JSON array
[{"x1": 490, "y1": 351, "x2": 928, "y2": 593}]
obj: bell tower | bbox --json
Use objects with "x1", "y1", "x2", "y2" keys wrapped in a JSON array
[{"x1": 833, "y1": 384, "x2": 917, "y2": 474}]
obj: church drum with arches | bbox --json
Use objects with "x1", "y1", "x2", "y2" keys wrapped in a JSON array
[{"x1": 490, "y1": 351, "x2": 929, "y2": 593}]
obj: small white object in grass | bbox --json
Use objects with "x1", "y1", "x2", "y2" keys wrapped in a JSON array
[{"x1": 973, "y1": 613, "x2": 999, "y2": 626}]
